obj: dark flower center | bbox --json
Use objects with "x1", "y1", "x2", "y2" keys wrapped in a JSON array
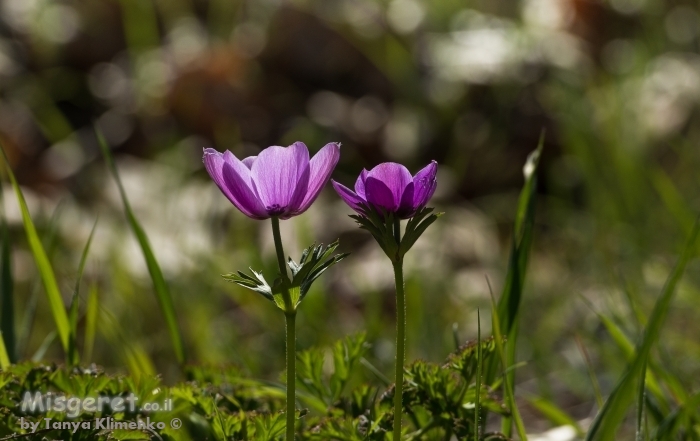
[{"x1": 266, "y1": 204, "x2": 286, "y2": 215}]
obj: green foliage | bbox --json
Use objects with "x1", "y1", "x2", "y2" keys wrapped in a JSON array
[
  {"x1": 350, "y1": 206, "x2": 400, "y2": 260},
  {"x1": 483, "y1": 139, "x2": 543, "y2": 439},
  {"x1": 296, "y1": 332, "x2": 370, "y2": 411},
  {"x1": 488, "y1": 286, "x2": 528, "y2": 441},
  {"x1": 223, "y1": 241, "x2": 348, "y2": 311},
  {"x1": 68, "y1": 219, "x2": 97, "y2": 367},
  {"x1": 96, "y1": 130, "x2": 186, "y2": 366},
  {"x1": 0, "y1": 334, "x2": 503, "y2": 441},
  {"x1": 349, "y1": 206, "x2": 442, "y2": 262},
  {"x1": 525, "y1": 395, "x2": 583, "y2": 436},
  {"x1": 287, "y1": 240, "x2": 349, "y2": 304},
  {"x1": 496, "y1": 140, "x2": 542, "y2": 337},
  {"x1": 0, "y1": 335, "x2": 9, "y2": 369},
  {"x1": 222, "y1": 267, "x2": 277, "y2": 303},
  {"x1": 82, "y1": 284, "x2": 99, "y2": 364},
  {"x1": 15, "y1": 202, "x2": 64, "y2": 362},
  {"x1": 0, "y1": 362, "x2": 290, "y2": 441},
  {"x1": 0, "y1": 216, "x2": 13, "y2": 366},
  {"x1": 399, "y1": 208, "x2": 443, "y2": 257},
  {"x1": 0, "y1": 363, "x2": 173, "y2": 440},
  {"x1": 1, "y1": 145, "x2": 72, "y2": 360},
  {"x1": 377, "y1": 337, "x2": 506, "y2": 440},
  {"x1": 585, "y1": 219, "x2": 700, "y2": 441}
]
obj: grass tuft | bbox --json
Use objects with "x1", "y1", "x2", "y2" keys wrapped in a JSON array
[
  {"x1": 585, "y1": 218, "x2": 700, "y2": 441},
  {"x1": 1, "y1": 143, "x2": 71, "y2": 358},
  {"x1": 96, "y1": 129, "x2": 186, "y2": 366}
]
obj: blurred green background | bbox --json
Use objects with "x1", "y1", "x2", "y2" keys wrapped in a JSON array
[{"x1": 2, "y1": 0, "x2": 700, "y2": 434}]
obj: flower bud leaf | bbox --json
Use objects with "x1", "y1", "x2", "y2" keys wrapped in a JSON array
[
  {"x1": 287, "y1": 240, "x2": 349, "y2": 303},
  {"x1": 399, "y1": 208, "x2": 443, "y2": 256},
  {"x1": 271, "y1": 277, "x2": 301, "y2": 311},
  {"x1": 350, "y1": 203, "x2": 442, "y2": 261},
  {"x1": 224, "y1": 242, "x2": 347, "y2": 311},
  {"x1": 350, "y1": 204, "x2": 400, "y2": 259},
  {"x1": 222, "y1": 268, "x2": 274, "y2": 302}
]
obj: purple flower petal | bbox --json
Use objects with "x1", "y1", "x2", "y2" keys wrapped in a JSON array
[
  {"x1": 283, "y1": 165, "x2": 310, "y2": 219},
  {"x1": 332, "y1": 180, "x2": 366, "y2": 213},
  {"x1": 397, "y1": 182, "x2": 416, "y2": 218},
  {"x1": 203, "y1": 148, "x2": 235, "y2": 200},
  {"x1": 213, "y1": 151, "x2": 268, "y2": 219},
  {"x1": 354, "y1": 169, "x2": 368, "y2": 199},
  {"x1": 412, "y1": 160, "x2": 438, "y2": 208},
  {"x1": 242, "y1": 156, "x2": 257, "y2": 169},
  {"x1": 364, "y1": 178, "x2": 397, "y2": 212},
  {"x1": 365, "y1": 163, "x2": 412, "y2": 211},
  {"x1": 293, "y1": 142, "x2": 341, "y2": 214},
  {"x1": 221, "y1": 150, "x2": 255, "y2": 190},
  {"x1": 250, "y1": 143, "x2": 309, "y2": 216},
  {"x1": 223, "y1": 161, "x2": 270, "y2": 219},
  {"x1": 203, "y1": 148, "x2": 264, "y2": 218},
  {"x1": 282, "y1": 142, "x2": 312, "y2": 217}
]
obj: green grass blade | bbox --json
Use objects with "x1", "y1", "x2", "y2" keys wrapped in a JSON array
[
  {"x1": 360, "y1": 357, "x2": 391, "y2": 386},
  {"x1": 502, "y1": 320, "x2": 519, "y2": 437},
  {"x1": 475, "y1": 309, "x2": 482, "y2": 441},
  {"x1": 582, "y1": 298, "x2": 670, "y2": 414},
  {"x1": 31, "y1": 331, "x2": 57, "y2": 362},
  {"x1": 575, "y1": 334, "x2": 604, "y2": 409},
  {"x1": 82, "y1": 283, "x2": 99, "y2": 363},
  {"x1": 96, "y1": 129, "x2": 186, "y2": 365},
  {"x1": 636, "y1": 359, "x2": 647, "y2": 441},
  {"x1": 490, "y1": 135, "x2": 543, "y2": 375},
  {"x1": 15, "y1": 201, "x2": 63, "y2": 358},
  {"x1": 650, "y1": 363, "x2": 687, "y2": 405},
  {"x1": 584, "y1": 292, "x2": 672, "y2": 413},
  {"x1": 496, "y1": 141, "x2": 541, "y2": 336},
  {"x1": 1, "y1": 145, "x2": 71, "y2": 355},
  {"x1": 452, "y1": 323, "x2": 460, "y2": 350},
  {"x1": 651, "y1": 168, "x2": 695, "y2": 236},
  {"x1": 585, "y1": 219, "x2": 700, "y2": 441},
  {"x1": 0, "y1": 331, "x2": 10, "y2": 369},
  {"x1": 16, "y1": 288, "x2": 39, "y2": 359},
  {"x1": 652, "y1": 393, "x2": 700, "y2": 440},
  {"x1": 525, "y1": 395, "x2": 584, "y2": 436},
  {"x1": 486, "y1": 134, "x2": 543, "y2": 435},
  {"x1": 1, "y1": 218, "x2": 14, "y2": 363},
  {"x1": 67, "y1": 218, "x2": 98, "y2": 366},
  {"x1": 488, "y1": 279, "x2": 528, "y2": 441},
  {"x1": 99, "y1": 306, "x2": 155, "y2": 377}
]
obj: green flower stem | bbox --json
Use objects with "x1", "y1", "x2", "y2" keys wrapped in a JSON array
[
  {"x1": 271, "y1": 217, "x2": 291, "y2": 305},
  {"x1": 392, "y1": 218, "x2": 405, "y2": 441},
  {"x1": 285, "y1": 310, "x2": 296, "y2": 441},
  {"x1": 271, "y1": 216, "x2": 296, "y2": 440}
]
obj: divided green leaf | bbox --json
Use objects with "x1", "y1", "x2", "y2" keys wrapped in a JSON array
[{"x1": 224, "y1": 241, "x2": 347, "y2": 312}]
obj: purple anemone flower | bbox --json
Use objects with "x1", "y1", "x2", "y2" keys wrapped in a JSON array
[
  {"x1": 203, "y1": 142, "x2": 340, "y2": 220},
  {"x1": 332, "y1": 161, "x2": 438, "y2": 219}
]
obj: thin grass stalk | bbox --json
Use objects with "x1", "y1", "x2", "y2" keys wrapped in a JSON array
[
  {"x1": 97, "y1": 130, "x2": 186, "y2": 365},
  {"x1": 488, "y1": 277, "x2": 528, "y2": 441},
  {"x1": 585, "y1": 218, "x2": 700, "y2": 441},
  {"x1": 475, "y1": 309, "x2": 482, "y2": 441},
  {"x1": 1, "y1": 144, "x2": 71, "y2": 356},
  {"x1": 0, "y1": 218, "x2": 14, "y2": 363}
]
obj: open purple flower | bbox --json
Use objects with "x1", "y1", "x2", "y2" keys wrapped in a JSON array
[
  {"x1": 203, "y1": 142, "x2": 340, "y2": 220},
  {"x1": 332, "y1": 161, "x2": 437, "y2": 219}
]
